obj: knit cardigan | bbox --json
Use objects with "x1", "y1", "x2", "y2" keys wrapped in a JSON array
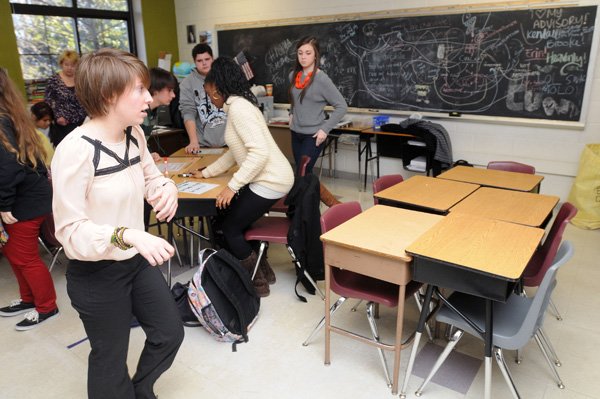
[{"x1": 202, "y1": 96, "x2": 294, "y2": 195}]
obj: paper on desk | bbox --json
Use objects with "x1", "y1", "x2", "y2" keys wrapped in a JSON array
[
  {"x1": 198, "y1": 148, "x2": 225, "y2": 155},
  {"x1": 157, "y1": 162, "x2": 189, "y2": 173},
  {"x1": 177, "y1": 181, "x2": 219, "y2": 195}
]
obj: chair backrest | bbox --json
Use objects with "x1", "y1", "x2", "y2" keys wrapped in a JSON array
[
  {"x1": 372, "y1": 174, "x2": 404, "y2": 205},
  {"x1": 512, "y1": 241, "x2": 573, "y2": 348},
  {"x1": 320, "y1": 201, "x2": 362, "y2": 234},
  {"x1": 39, "y1": 213, "x2": 62, "y2": 248},
  {"x1": 487, "y1": 161, "x2": 536, "y2": 174},
  {"x1": 524, "y1": 202, "x2": 577, "y2": 287},
  {"x1": 298, "y1": 155, "x2": 311, "y2": 177}
]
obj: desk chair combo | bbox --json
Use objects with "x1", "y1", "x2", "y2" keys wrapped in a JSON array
[
  {"x1": 414, "y1": 241, "x2": 573, "y2": 398},
  {"x1": 302, "y1": 201, "x2": 431, "y2": 389}
]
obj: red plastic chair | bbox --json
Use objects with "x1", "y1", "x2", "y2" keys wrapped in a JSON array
[
  {"x1": 38, "y1": 213, "x2": 64, "y2": 272},
  {"x1": 243, "y1": 213, "x2": 324, "y2": 301},
  {"x1": 302, "y1": 201, "x2": 424, "y2": 388},
  {"x1": 270, "y1": 155, "x2": 311, "y2": 213},
  {"x1": 523, "y1": 202, "x2": 577, "y2": 319},
  {"x1": 487, "y1": 161, "x2": 536, "y2": 174},
  {"x1": 372, "y1": 174, "x2": 404, "y2": 205}
]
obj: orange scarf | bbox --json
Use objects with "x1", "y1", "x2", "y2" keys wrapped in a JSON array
[{"x1": 295, "y1": 71, "x2": 313, "y2": 89}]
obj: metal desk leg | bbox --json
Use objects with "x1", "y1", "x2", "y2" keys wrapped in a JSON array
[
  {"x1": 400, "y1": 284, "x2": 435, "y2": 398},
  {"x1": 484, "y1": 299, "x2": 493, "y2": 399},
  {"x1": 166, "y1": 220, "x2": 174, "y2": 288}
]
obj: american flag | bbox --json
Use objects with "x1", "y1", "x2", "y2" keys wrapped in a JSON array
[{"x1": 234, "y1": 51, "x2": 254, "y2": 81}]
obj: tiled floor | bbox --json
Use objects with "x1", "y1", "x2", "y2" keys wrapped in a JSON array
[{"x1": 1, "y1": 174, "x2": 599, "y2": 399}]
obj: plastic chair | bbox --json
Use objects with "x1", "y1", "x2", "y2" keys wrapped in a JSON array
[
  {"x1": 243, "y1": 215, "x2": 324, "y2": 302},
  {"x1": 372, "y1": 174, "x2": 404, "y2": 205},
  {"x1": 487, "y1": 161, "x2": 536, "y2": 174},
  {"x1": 270, "y1": 155, "x2": 311, "y2": 213},
  {"x1": 523, "y1": 202, "x2": 577, "y2": 321},
  {"x1": 37, "y1": 213, "x2": 64, "y2": 272},
  {"x1": 415, "y1": 241, "x2": 574, "y2": 398},
  {"x1": 302, "y1": 201, "x2": 425, "y2": 388}
]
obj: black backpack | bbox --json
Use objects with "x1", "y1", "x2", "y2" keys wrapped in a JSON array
[{"x1": 188, "y1": 249, "x2": 260, "y2": 351}]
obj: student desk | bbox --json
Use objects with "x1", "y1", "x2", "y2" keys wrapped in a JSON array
[
  {"x1": 401, "y1": 213, "x2": 544, "y2": 399},
  {"x1": 159, "y1": 152, "x2": 234, "y2": 286},
  {"x1": 374, "y1": 175, "x2": 479, "y2": 214},
  {"x1": 320, "y1": 205, "x2": 443, "y2": 395},
  {"x1": 449, "y1": 187, "x2": 559, "y2": 227},
  {"x1": 358, "y1": 128, "x2": 416, "y2": 191},
  {"x1": 437, "y1": 165, "x2": 544, "y2": 192}
]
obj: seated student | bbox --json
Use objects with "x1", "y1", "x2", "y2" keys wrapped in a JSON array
[
  {"x1": 30, "y1": 101, "x2": 55, "y2": 166},
  {"x1": 51, "y1": 48, "x2": 183, "y2": 398},
  {"x1": 141, "y1": 67, "x2": 177, "y2": 138},
  {"x1": 191, "y1": 57, "x2": 294, "y2": 297}
]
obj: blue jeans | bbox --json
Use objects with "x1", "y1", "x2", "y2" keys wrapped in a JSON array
[{"x1": 291, "y1": 130, "x2": 325, "y2": 174}]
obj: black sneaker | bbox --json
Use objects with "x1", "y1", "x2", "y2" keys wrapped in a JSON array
[
  {"x1": 0, "y1": 300, "x2": 35, "y2": 317},
  {"x1": 15, "y1": 308, "x2": 59, "y2": 331}
]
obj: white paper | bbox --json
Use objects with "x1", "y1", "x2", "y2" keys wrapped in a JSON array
[
  {"x1": 157, "y1": 162, "x2": 188, "y2": 173},
  {"x1": 197, "y1": 148, "x2": 225, "y2": 155},
  {"x1": 177, "y1": 181, "x2": 219, "y2": 195}
]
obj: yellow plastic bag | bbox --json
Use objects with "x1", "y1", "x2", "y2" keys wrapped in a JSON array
[{"x1": 568, "y1": 144, "x2": 600, "y2": 229}]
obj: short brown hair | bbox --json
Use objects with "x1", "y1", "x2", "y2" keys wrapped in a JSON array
[
  {"x1": 75, "y1": 48, "x2": 150, "y2": 118},
  {"x1": 59, "y1": 49, "x2": 80, "y2": 65}
]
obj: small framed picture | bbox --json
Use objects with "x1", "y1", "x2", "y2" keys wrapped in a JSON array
[{"x1": 186, "y1": 25, "x2": 196, "y2": 44}]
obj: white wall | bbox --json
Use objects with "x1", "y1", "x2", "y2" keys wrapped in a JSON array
[{"x1": 173, "y1": 0, "x2": 600, "y2": 200}]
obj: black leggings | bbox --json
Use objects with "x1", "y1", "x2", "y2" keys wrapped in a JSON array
[{"x1": 220, "y1": 186, "x2": 278, "y2": 260}]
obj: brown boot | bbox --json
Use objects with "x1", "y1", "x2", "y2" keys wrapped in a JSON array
[
  {"x1": 240, "y1": 251, "x2": 270, "y2": 297},
  {"x1": 259, "y1": 255, "x2": 276, "y2": 285},
  {"x1": 320, "y1": 182, "x2": 341, "y2": 208}
]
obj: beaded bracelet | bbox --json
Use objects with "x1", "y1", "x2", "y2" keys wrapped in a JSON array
[{"x1": 110, "y1": 227, "x2": 133, "y2": 250}]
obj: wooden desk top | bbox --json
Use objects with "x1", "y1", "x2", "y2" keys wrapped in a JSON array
[
  {"x1": 375, "y1": 176, "x2": 480, "y2": 213},
  {"x1": 158, "y1": 155, "x2": 234, "y2": 199},
  {"x1": 361, "y1": 128, "x2": 415, "y2": 137},
  {"x1": 437, "y1": 165, "x2": 544, "y2": 192},
  {"x1": 406, "y1": 213, "x2": 544, "y2": 280},
  {"x1": 320, "y1": 205, "x2": 443, "y2": 262},
  {"x1": 450, "y1": 187, "x2": 559, "y2": 227},
  {"x1": 150, "y1": 127, "x2": 185, "y2": 136}
]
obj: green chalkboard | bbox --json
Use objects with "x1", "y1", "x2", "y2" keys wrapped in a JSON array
[{"x1": 218, "y1": 6, "x2": 597, "y2": 122}]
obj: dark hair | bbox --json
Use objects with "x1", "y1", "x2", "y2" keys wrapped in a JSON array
[
  {"x1": 192, "y1": 43, "x2": 213, "y2": 60},
  {"x1": 205, "y1": 57, "x2": 258, "y2": 107},
  {"x1": 288, "y1": 36, "x2": 321, "y2": 105},
  {"x1": 149, "y1": 67, "x2": 177, "y2": 94},
  {"x1": 31, "y1": 101, "x2": 54, "y2": 121}
]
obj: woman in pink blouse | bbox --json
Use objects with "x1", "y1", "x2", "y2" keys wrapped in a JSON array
[{"x1": 51, "y1": 48, "x2": 183, "y2": 399}]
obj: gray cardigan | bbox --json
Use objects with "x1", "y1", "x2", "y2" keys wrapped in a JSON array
[{"x1": 289, "y1": 70, "x2": 347, "y2": 135}]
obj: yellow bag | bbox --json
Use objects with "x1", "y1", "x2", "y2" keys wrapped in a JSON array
[{"x1": 568, "y1": 144, "x2": 600, "y2": 229}]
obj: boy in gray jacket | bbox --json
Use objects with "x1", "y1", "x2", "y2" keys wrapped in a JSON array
[{"x1": 179, "y1": 44, "x2": 226, "y2": 152}]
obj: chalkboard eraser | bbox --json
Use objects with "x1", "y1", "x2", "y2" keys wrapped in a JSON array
[{"x1": 449, "y1": 112, "x2": 461, "y2": 117}]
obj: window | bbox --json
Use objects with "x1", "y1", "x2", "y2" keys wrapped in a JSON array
[{"x1": 10, "y1": 0, "x2": 135, "y2": 80}]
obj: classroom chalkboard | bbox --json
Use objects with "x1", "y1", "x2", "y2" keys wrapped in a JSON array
[{"x1": 218, "y1": 6, "x2": 597, "y2": 122}]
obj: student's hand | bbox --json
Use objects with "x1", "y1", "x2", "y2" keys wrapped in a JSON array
[
  {"x1": 56, "y1": 117, "x2": 68, "y2": 126},
  {"x1": 185, "y1": 140, "x2": 200, "y2": 154},
  {"x1": 216, "y1": 187, "x2": 236, "y2": 209},
  {"x1": 148, "y1": 182, "x2": 178, "y2": 222},
  {"x1": 122, "y1": 229, "x2": 175, "y2": 266},
  {"x1": 0, "y1": 211, "x2": 18, "y2": 225},
  {"x1": 151, "y1": 152, "x2": 161, "y2": 162},
  {"x1": 313, "y1": 129, "x2": 327, "y2": 146}
]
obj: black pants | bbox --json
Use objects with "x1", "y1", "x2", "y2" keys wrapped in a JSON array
[
  {"x1": 220, "y1": 186, "x2": 278, "y2": 260},
  {"x1": 50, "y1": 122, "x2": 79, "y2": 147},
  {"x1": 66, "y1": 254, "x2": 184, "y2": 399}
]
